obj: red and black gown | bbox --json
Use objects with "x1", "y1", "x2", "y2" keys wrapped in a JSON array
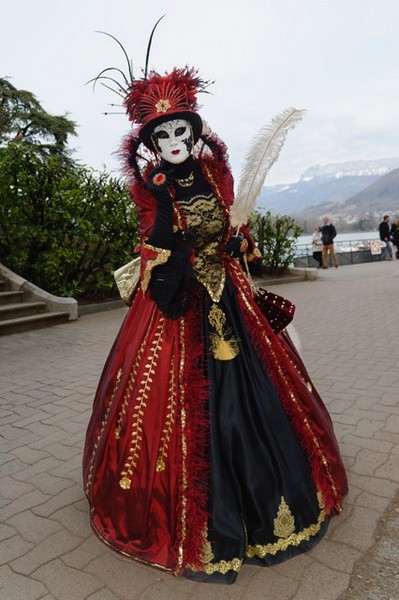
[{"x1": 83, "y1": 134, "x2": 347, "y2": 583}]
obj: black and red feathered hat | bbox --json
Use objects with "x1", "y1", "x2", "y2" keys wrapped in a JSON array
[
  {"x1": 88, "y1": 18, "x2": 211, "y2": 153},
  {"x1": 124, "y1": 67, "x2": 204, "y2": 151}
]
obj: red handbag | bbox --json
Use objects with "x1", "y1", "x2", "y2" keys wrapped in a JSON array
[{"x1": 254, "y1": 288, "x2": 296, "y2": 333}]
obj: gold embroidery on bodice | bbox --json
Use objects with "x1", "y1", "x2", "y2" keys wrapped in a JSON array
[{"x1": 177, "y1": 192, "x2": 227, "y2": 302}]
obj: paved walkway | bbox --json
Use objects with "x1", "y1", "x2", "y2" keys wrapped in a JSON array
[{"x1": 1, "y1": 261, "x2": 399, "y2": 600}]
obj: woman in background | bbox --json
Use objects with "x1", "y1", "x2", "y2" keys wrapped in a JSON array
[{"x1": 311, "y1": 225, "x2": 323, "y2": 268}]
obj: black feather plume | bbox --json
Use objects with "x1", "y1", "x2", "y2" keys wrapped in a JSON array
[
  {"x1": 95, "y1": 31, "x2": 134, "y2": 81},
  {"x1": 144, "y1": 15, "x2": 166, "y2": 79}
]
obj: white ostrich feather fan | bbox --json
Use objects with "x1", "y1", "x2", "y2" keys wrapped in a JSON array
[{"x1": 230, "y1": 108, "x2": 306, "y2": 228}]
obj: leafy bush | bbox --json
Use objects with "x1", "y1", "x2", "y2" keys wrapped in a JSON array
[
  {"x1": 0, "y1": 142, "x2": 138, "y2": 298},
  {"x1": 250, "y1": 210, "x2": 302, "y2": 275}
]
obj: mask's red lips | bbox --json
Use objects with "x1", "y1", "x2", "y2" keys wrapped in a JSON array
[{"x1": 171, "y1": 150, "x2": 180, "y2": 155}]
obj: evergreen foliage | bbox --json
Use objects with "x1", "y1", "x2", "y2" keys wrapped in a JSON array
[
  {"x1": 250, "y1": 210, "x2": 302, "y2": 275},
  {"x1": 0, "y1": 78, "x2": 139, "y2": 299},
  {"x1": 0, "y1": 142, "x2": 138, "y2": 298},
  {"x1": 0, "y1": 77, "x2": 76, "y2": 161}
]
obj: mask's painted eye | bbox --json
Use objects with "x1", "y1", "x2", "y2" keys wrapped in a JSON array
[
  {"x1": 155, "y1": 130, "x2": 169, "y2": 139},
  {"x1": 175, "y1": 126, "x2": 186, "y2": 137}
]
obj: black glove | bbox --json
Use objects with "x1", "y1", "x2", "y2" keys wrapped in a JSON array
[
  {"x1": 225, "y1": 234, "x2": 245, "y2": 258},
  {"x1": 146, "y1": 165, "x2": 175, "y2": 249},
  {"x1": 149, "y1": 233, "x2": 197, "y2": 319}
]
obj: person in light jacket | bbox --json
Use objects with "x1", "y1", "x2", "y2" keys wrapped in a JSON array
[{"x1": 311, "y1": 225, "x2": 323, "y2": 269}]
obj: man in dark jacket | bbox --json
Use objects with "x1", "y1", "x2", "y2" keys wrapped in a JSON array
[
  {"x1": 321, "y1": 216, "x2": 339, "y2": 268},
  {"x1": 379, "y1": 215, "x2": 393, "y2": 260},
  {"x1": 390, "y1": 217, "x2": 399, "y2": 259}
]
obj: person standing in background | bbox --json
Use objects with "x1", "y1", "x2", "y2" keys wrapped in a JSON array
[
  {"x1": 379, "y1": 215, "x2": 393, "y2": 260},
  {"x1": 390, "y1": 217, "x2": 399, "y2": 259},
  {"x1": 321, "y1": 216, "x2": 339, "y2": 269},
  {"x1": 311, "y1": 225, "x2": 323, "y2": 268}
]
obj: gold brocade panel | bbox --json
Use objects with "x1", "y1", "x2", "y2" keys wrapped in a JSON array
[{"x1": 176, "y1": 192, "x2": 227, "y2": 303}]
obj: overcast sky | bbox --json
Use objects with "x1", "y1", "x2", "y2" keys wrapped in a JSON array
[{"x1": 2, "y1": 0, "x2": 399, "y2": 185}]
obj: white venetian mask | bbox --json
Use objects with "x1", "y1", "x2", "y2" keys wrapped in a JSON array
[{"x1": 151, "y1": 119, "x2": 193, "y2": 164}]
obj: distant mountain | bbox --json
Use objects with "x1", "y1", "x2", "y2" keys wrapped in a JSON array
[
  {"x1": 256, "y1": 158, "x2": 399, "y2": 218},
  {"x1": 300, "y1": 158, "x2": 399, "y2": 180},
  {"x1": 296, "y1": 167, "x2": 399, "y2": 222},
  {"x1": 342, "y1": 167, "x2": 399, "y2": 214}
]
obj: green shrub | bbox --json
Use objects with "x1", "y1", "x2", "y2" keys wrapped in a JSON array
[
  {"x1": 250, "y1": 209, "x2": 302, "y2": 275},
  {"x1": 0, "y1": 142, "x2": 138, "y2": 298}
]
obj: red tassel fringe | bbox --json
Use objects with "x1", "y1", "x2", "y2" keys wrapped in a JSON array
[{"x1": 173, "y1": 295, "x2": 210, "y2": 572}]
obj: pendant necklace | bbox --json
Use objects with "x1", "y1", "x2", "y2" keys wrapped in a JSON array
[{"x1": 176, "y1": 171, "x2": 194, "y2": 187}]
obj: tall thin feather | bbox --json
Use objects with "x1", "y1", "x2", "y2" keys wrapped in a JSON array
[
  {"x1": 94, "y1": 66, "x2": 129, "y2": 87},
  {"x1": 95, "y1": 31, "x2": 134, "y2": 81},
  {"x1": 144, "y1": 15, "x2": 166, "y2": 78},
  {"x1": 231, "y1": 108, "x2": 306, "y2": 228}
]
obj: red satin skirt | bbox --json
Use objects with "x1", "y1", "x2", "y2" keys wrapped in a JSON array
[{"x1": 83, "y1": 260, "x2": 347, "y2": 583}]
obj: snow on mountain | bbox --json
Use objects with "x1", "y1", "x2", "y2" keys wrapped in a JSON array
[
  {"x1": 256, "y1": 158, "x2": 399, "y2": 216},
  {"x1": 300, "y1": 158, "x2": 399, "y2": 181}
]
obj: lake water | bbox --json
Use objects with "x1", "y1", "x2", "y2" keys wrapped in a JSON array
[{"x1": 296, "y1": 230, "x2": 379, "y2": 247}]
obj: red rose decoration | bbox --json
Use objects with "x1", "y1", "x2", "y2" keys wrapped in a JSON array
[{"x1": 153, "y1": 173, "x2": 167, "y2": 186}]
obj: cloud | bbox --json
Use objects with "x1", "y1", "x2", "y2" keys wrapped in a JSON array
[{"x1": 2, "y1": 0, "x2": 399, "y2": 185}]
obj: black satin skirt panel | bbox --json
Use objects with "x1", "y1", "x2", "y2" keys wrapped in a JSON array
[{"x1": 186, "y1": 279, "x2": 328, "y2": 583}]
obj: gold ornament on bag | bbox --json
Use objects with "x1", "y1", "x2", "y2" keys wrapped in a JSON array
[
  {"x1": 208, "y1": 303, "x2": 240, "y2": 361},
  {"x1": 113, "y1": 257, "x2": 141, "y2": 305}
]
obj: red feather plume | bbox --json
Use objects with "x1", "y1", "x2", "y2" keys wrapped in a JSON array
[{"x1": 125, "y1": 67, "x2": 210, "y2": 124}]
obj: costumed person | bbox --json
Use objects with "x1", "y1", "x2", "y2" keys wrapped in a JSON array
[{"x1": 83, "y1": 27, "x2": 347, "y2": 584}]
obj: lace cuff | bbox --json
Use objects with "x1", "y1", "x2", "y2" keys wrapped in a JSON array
[{"x1": 140, "y1": 242, "x2": 171, "y2": 294}]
